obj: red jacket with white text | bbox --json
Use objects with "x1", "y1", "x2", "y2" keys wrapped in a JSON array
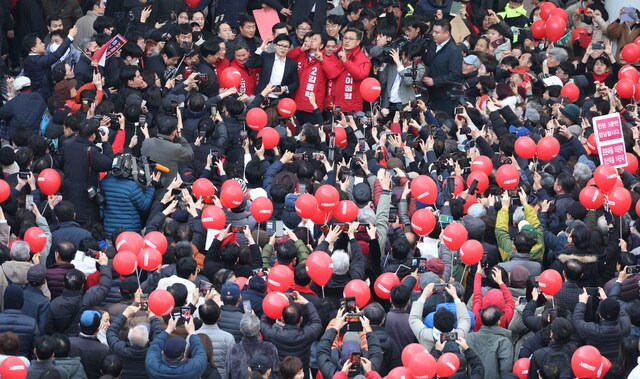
[
  {"x1": 229, "y1": 59, "x2": 260, "y2": 96},
  {"x1": 287, "y1": 47, "x2": 328, "y2": 113},
  {"x1": 321, "y1": 46, "x2": 371, "y2": 112}
]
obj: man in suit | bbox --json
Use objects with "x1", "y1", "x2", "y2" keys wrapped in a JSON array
[
  {"x1": 251, "y1": 35, "x2": 299, "y2": 99},
  {"x1": 421, "y1": 19, "x2": 462, "y2": 114},
  {"x1": 379, "y1": 43, "x2": 426, "y2": 113}
]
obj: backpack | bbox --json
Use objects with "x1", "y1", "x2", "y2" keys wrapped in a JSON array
[{"x1": 541, "y1": 350, "x2": 573, "y2": 379}]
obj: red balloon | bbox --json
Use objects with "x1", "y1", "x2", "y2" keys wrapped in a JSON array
[
  {"x1": 537, "y1": 136, "x2": 560, "y2": 161},
  {"x1": 616, "y1": 78, "x2": 636, "y2": 99},
  {"x1": 144, "y1": 231, "x2": 168, "y2": 255},
  {"x1": 464, "y1": 195, "x2": 477, "y2": 215},
  {"x1": 466, "y1": 171, "x2": 489, "y2": 193},
  {"x1": 608, "y1": 187, "x2": 632, "y2": 216},
  {"x1": 596, "y1": 356, "x2": 612, "y2": 379},
  {"x1": 334, "y1": 126, "x2": 347, "y2": 148},
  {"x1": 334, "y1": 200, "x2": 358, "y2": 223},
  {"x1": 437, "y1": 352, "x2": 460, "y2": 378},
  {"x1": 306, "y1": 251, "x2": 333, "y2": 286},
  {"x1": 201, "y1": 206, "x2": 226, "y2": 230},
  {"x1": 360, "y1": 77, "x2": 382, "y2": 102},
  {"x1": 113, "y1": 251, "x2": 138, "y2": 275},
  {"x1": 545, "y1": 16, "x2": 566, "y2": 43},
  {"x1": 185, "y1": 0, "x2": 198, "y2": 8},
  {"x1": 37, "y1": 168, "x2": 61, "y2": 196},
  {"x1": 636, "y1": 83, "x2": 640, "y2": 102},
  {"x1": 549, "y1": 8, "x2": 568, "y2": 21},
  {"x1": 408, "y1": 351, "x2": 437, "y2": 379},
  {"x1": 411, "y1": 208, "x2": 436, "y2": 236},
  {"x1": 621, "y1": 43, "x2": 640, "y2": 64},
  {"x1": 442, "y1": 222, "x2": 468, "y2": 250},
  {"x1": 235, "y1": 276, "x2": 248, "y2": 290},
  {"x1": 220, "y1": 180, "x2": 244, "y2": 208},
  {"x1": 192, "y1": 178, "x2": 215, "y2": 201},
  {"x1": 561, "y1": 83, "x2": 580, "y2": 103},
  {"x1": 514, "y1": 136, "x2": 537, "y2": 159},
  {"x1": 496, "y1": 164, "x2": 520, "y2": 190},
  {"x1": 594, "y1": 164, "x2": 618, "y2": 192},
  {"x1": 636, "y1": 36, "x2": 640, "y2": 45},
  {"x1": 374, "y1": 272, "x2": 400, "y2": 299},
  {"x1": 137, "y1": 248, "x2": 162, "y2": 271},
  {"x1": 471, "y1": 156, "x2": 493, "y2": 176},
  {"x1": 219, "y1": 68, "x2": 242, "y2": 89},
  {"x1": 387, "y1": 366, "x2": 413, "y2": 379},
  {"x1": 310, "y1": 207, "x2": 333, "y2": 225},
  {"x1": 277, "y1": 98, "x2": 296, "y2": 117},
  {"x1": 624, "y1": 153, "x2": 638, "y2": 174},
  {"x1": 636, "y1": 199, "x2": 640, "y2": 218},
  {"x1": 246, "y1": 108, "x2": 267, "y2": 131},
  {"x1": 24, "y1": 227, "x2": 47, "y2": 252},
  {"x1": 295, "y1": 194, "x2": 318, "y2": 219},
  {"x1": 267, "y1": 265, "x2": 293, "y2": 292},
  {"x1": 0, "y1": 356, "x2": 28, "y2": 379},
  {"x1": 263, "y1": 292, "x2": 290, "y2": 319},
  {"x1": 530, "y1": 19, "x2": 546, "y2": 39},
  {"x1": 116, "y1": 232, "x2": 144, "y2": 254},
  {"x1": 444, "y1": 175, "x2": 464, "y2": 197},
  {"x1": 0, "y1": 180, "x2": 8, "y2": 203},
  {"x1": 257, "y1": 127, "x2": 280, "y2": 150},
  {"x1": 148, "y1": 289, "x2": 175, "y2": 316},
  {"x1": 343, "y1": 279, "x2": 370, "y2": 308},
  {"x1": 459, "y1": 239, "x2": 483, "y2": 265},
  {"x1": 540, "y1": 2, "x2": 557, "y2": 20},
  {"x1": 571, "y1": 345, "x2": 602, "y2": 379},
  {"x1": 587, "y1": 134, "x2": 597, "y2": 154},
  {"x1": 315, "y1": 185, "x2": 339, "y2": 211},
  {"x1": 579, "y1": 186, "x2": 604, "y2": 210},
  {"x1": 618, "y1": 65, "x2": 639, "y2": 82},
  {"x1": 411, "y1": 175, "x2": 438, "y2": 204},
  {"x1": 513, "y1": 358, "x2": 530, "y2": 379},
  {"x1": 250, "y1": 197, "x2": 273, "y2": 223},
  {"x1": 402, "y1": 343, "x2": 427, "y2": 367},
  {"x1": 538, "y1": 269, "x2": 563, "y2": 296}
]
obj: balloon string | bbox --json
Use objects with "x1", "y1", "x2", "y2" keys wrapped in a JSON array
[
  {"x1": 321, "y1": 286, "x2": 325, "y2": 298},
  {"x1": 620, "y1": 217, "x2": 623, "y2": 240},
  {"x1": 551, "y1": 296, "x2": 555, "y2": 309},
  {"x1": 136, "y1": 267, "x2": 142, "y2": 289},
  {"x1": 40, "y1": 201, "x2": 48, "y2": 216}
]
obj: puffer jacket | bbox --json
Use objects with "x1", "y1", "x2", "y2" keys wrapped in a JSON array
[
  {"x1": 197, "y1": 324, "x2": 235, "y2": 378},
  {"x1": 107, "y1": 314, "x2": 164, "y2": 379},
  {"x1": 100, "y1": 175, "x2": 155, "y2": 237},
  {"x1": 466, "y1": 326, "x2": 514, "y2": 379},
  {"x1": 217, "y1": 305, "x2": 244, "y2": 343},
  {"x1": 603, "y1": 273, "x2": 640, "y2": 302},
  {"x1": 46, "y1": 262, "x2": 75, "y2": 299},
  {"x1": 54, "y1": 357, "x2": 88, "y2": 379},
  {"x1": 225, "y1": 336, "x2": 281, "y2": 379},
  {"x1": 181, "y1": 108, "x2": 209, "y2": 143},
  {"x1": 369, "y1": 326, "x2": 401, "y2": 376},
  {"x1": 21, "y1": 285, "x2": 50, "y2": 333},
  {"x1": 0, "y1": 309, "x2": 39, "y2": 357},
  {"x1": 316, "y1": 328, "x2": 383, "y2": 379},
  {"x1": 145, "y1": 332, "x2": 207, "y2": 379},
  {"x1": 0, "y1": 91, "x2": 47, "y2": 135}
]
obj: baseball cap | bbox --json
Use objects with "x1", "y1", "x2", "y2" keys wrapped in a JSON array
[
  {"x1": 80, "y1": 310, "x2": 102, "y2": 328},
  {"x1": 13, "y1": 76, "x2": 31, "y2": 91},
  {"x1": 221, "y1": 282, "x2": 240, "y2": 303},
  {"x1": 163, "y1": 336, "x2": 187, "y2": 359},
  {"x1": 249, "y1": 354, "x2": 270, "y2": 372},
  {"x1": 463, "y1": 55, "x2": 481, "y2": 69},
  {"x1": 27, "y1": 264, "x2": 46, "y2": 284}
]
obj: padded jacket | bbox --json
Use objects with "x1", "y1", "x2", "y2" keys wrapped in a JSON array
[
  {"x1": 217, "y1": 305, "x2": 244, "y2": 343},
  {"x1": 0, "y1": 309, "x2": 39, "y2": 357},
  {"x1": 107, "y1": 314, "x2": 164, "y2": 379},
  {"x1": 145, "y1": 332, "x2": 207, "y2": 379},
  {"x1": 100, "y1": 175, "x2": 155, "y2": 237}
]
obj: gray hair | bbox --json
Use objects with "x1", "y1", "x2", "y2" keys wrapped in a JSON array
[
  {"x1": 331, "y1": 250, "x2": 350, "y2": 275},
  {"x1": 79, "y1": 36, "x2": 96, "y2": 52},
  {"x1": 240, "y1": 312, "x2": 260, "y2": 337},
  {"x1": 128, "y1": 325, "x2": 149, "y2": 348},
  {"x1": 548, "y1": 47, "x2": 568, "y2": 63},
  {"x1": 573, "y1": 163, "x2": 592, "y2": 184},
  {"x1": 10, "y1": 240, "x2": 31, "y2": 261}
]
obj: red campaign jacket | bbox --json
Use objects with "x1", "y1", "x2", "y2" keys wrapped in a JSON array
[
  {"x1": 229, "y1": 60, "x2": 260, "y2": 96},
  {"x1": 214, "y1": 57, "x2": 231, "y2": 73},
  {"x1": 321, "y1": 46, "x2": 371, "y2": 113},
  {"x1": 287, "y1": 47, "x2": 328, "y2": 113}
]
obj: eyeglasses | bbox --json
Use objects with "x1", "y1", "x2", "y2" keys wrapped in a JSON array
[{"x1": 275, "y1": 44, "x2": 290, "y2": 49}]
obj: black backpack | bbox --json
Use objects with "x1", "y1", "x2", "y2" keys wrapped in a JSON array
[{"x1": 541, "y1": 349, "x2": 573, "y2": 379}]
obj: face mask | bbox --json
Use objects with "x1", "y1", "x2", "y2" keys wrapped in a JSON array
[
  {"x1": 131, "y1": 59, "x2": 139, "y2": 66},
  {"x1": 48, "y1": 43, "x2": 60, "y2": 52}
]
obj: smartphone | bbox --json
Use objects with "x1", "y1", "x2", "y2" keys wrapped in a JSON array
[
  {"x1": 627, "y1": 104, "x2": 637, "y2": 113},
  {"x1": 199, "y1": 280, "x2": 213, "y2": 296},
  {"x1": 534, "y1": 276, "x2": 540, "y2": 287},
  {"x1": 440, "y1": 331, "x2": 458, "y2": 343},
  {"x1": 625, "y1": 265, "x2": 640, "y2": 274},
  {"x1": 591, "y1": 42, "x2": 604, "y2": 50},
  {"x1": 412, "y1": 257, "x2": 428, "y2": 273},
  {"x1": 585, "y1": 287, "x2": 599, "y2": 297},
  {"x1": 199, "y1": 130, "x2": 206, "y2": 138},
  {"x1": 266, "y1": 220, "x2": 275, "y2": 236},
  {"x1": 446, "y1": 177, "x2": 456, "y2": 196},
  {"x1": 434, "y1": 283, "x2": 447, "y2": 292},
  {"x1": 358, "y1": 138, "x2": 365, "y2": 152},
  {"x1": 349, "y1": 352, "x2": 362, "y2": 373},
  {"x1": 211, "y1": 105, "x2": 217, "y2": 117},
  {"x1": 230, "y1": 226, "x2": 244, "y2": 233},
  {"x1": 517, "y1": 296, "x2": 527, "y2": 306},
  {"x1": 342, "y1": 297, "x2": 357, "y2": 313},
  {"x1": 438, "y1": 214, "x2": 453, "y2": 225},
  {"x1": 140, "y1": 293, "x2": 148, "y2": 311},
  {"x1": 275, "y1": 220, "x2": 284, "y2": 237},
  {"x1": 240, "y1": 130, "x2": 248, "y2": 140},
  {"x1": 388, "y1": 207, "x2": 398, "y2": 223},
  {"x1": 181, "y1": 306, "x2": 191, "y2": 321},
  {"x1": 299, "y1": 183, "x2": 306, "y2": 194},
  {"x1": 138, "y1": 114, "x2": 146, "y2": 127},
  {"x1": 18, "y1": 171, "x2": 30, "y2": 180},
  {"x1": 468, "y1": 179, "x2": 478, "y2": 196},
  {"x1": 243, "y1": 300, "x2": 252, "y2": 313},
  {"x1": 455, "y1": 106, "x2": 464, "y2": 115},
  {"x1": 25, "y1": 194, "x2": 34, "y2": 211}
]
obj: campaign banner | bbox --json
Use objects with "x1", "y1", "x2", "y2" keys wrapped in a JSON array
[{"x1": 593, "y1": 113, "x2": 627, "y2": 168}]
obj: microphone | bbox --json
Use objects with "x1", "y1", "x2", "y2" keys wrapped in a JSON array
[{"x1": 154, "y1": 163, "x2": 170, "y2": 173}]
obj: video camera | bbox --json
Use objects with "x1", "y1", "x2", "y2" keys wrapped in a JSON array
[{"x1": 111, "y1": 154, "x2": 169, "y2": 186}]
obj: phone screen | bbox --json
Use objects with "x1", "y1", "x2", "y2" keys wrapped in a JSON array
[
  {"x1": 243, "y1": 300, "x2": 252, "y2": 313},
  {"x1": 181, "y1": 306, "x2": 191, "y2": 321},
  {"x1": 266, "y1": 220, "x2": 275, "y2": 236},
  {"x1": 25, "y1": 195, "x2": 34, "y2": 211}
]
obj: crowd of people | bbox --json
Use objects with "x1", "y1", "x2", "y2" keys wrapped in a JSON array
[{"x1": 0, "y1": 0, "x2": 640, "y2": 377}]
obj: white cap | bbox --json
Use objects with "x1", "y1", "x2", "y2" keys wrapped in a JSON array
[{"x1": 13, "y1": 76, "x2": 31, "y2": 91}]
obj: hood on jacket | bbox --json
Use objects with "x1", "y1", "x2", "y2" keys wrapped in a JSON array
[
  {"x1": 1, "y1": 261, "x2": 32, "y2": 284},
  {"x1": 482, "y1": 289, "x2": 505, "y2": 311},
  {"x1": 424, "y1": 302, "x2": 476, "y2": 332}
]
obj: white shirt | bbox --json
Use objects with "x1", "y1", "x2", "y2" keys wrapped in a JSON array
[
  {"x1": 268, "y1": 55, "x2": 287, "y2": 87},
  {"x1": 435, "y1": 38, "x2": 451, "y2": 53},
  {"x1": 389, "y1": 64, "x2": 405, "y2": 104}
]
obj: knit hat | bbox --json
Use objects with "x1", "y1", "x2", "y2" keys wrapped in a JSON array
[
  {"x1": 462, "y1": 215, "x2": 486, "y2": 240},
  {"x1": 509, "y1": 266, "x2": 530, "y2": 289},
  {"x1": 353, "y1": 183, "x2": 372, "y2": 206},
  {"x1": 466, "y1": 204, "x2": 486, "y2": 218},
  {"x1": 433, "y1": 307, "x2": 455, "y2": 333},
  {"x1": 512, "y1": 207, "x2": 525, "y2": 225},
  {"x1": 419, "y1": 272, "x2": 441, "y2": 289},
  {"x1": 221, "y1": 282, "x2": 240, "y2": 303},
  {"x1": 163, "y1": 336, "x2": 187, "y2": 359},
  {"x1": 0, "y1": 146, "x2": 16, "y2": 166},
  {"x1": 560, "y1": 104, "x2": 581, "y2": 125},
  {"x1": 27, "y1": 264, "x2": 46, "y2": 284},
  {"x1": 357, "y1": 207, "x2": 376, "y2": 225},
  {"x1": 3, "y1": 284, "x2": 24, "y2": 309},
  {"x1": 341, "y1": 332, "x2": 361, "y2": 361},
  {"x1": 248, "y1": 275, "x2": 266, "y2": 293},
  {"x1": 598, "y1": 298, "x2": 620, "y2": 321},
  {"x1": 426, "y1": 258, "x2": 445, "y2": 276}
]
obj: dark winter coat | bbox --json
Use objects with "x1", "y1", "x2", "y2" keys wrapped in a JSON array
[
  {"x1": 0, "y1": 91, "x2": 47, "y2": 135},
  {"x1": 107, "y1": 314, "x2": 164, "y2": 379},
  {"x1": 48, "y1": 221, "x2": 92, "y2": 268},
  {"x1": 145, "y1": 331, "x2": 208, "y2": 379},
  {"x1": 0, "y1": 309, "x2": 39, "y2": 357},
  {"x1": 23, "y1": 36, "x2": 73, "y2": 100},
  {"x1": 217, "y1": 305, "x2": 244, "y2": 343},
  {"x1": 69, "y1": 335, "x2": 110, "y2": 379},
  {"x1": 21, "y1": 285, "x2": 50, "y2": 333},
  {"x1": 225, "y1": 336, "x2": 281, "y2": 379},
  {"x1": 100, "y1": 175, "x2": 154, "y2": 237}
]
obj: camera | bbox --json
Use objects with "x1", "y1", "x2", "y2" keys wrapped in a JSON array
[
  {"x1": 196, "y1": 73, "x2": 208, "y2": 81},
  {"x1": 87, "y1": 186, "x2": 105, "y2": 204},
  {"x1": 111, "y1": 154, "x2": 166, "y2": 187},
  {"x1": 85, "y1": 249, "x2": 100, "y2": 259}
]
